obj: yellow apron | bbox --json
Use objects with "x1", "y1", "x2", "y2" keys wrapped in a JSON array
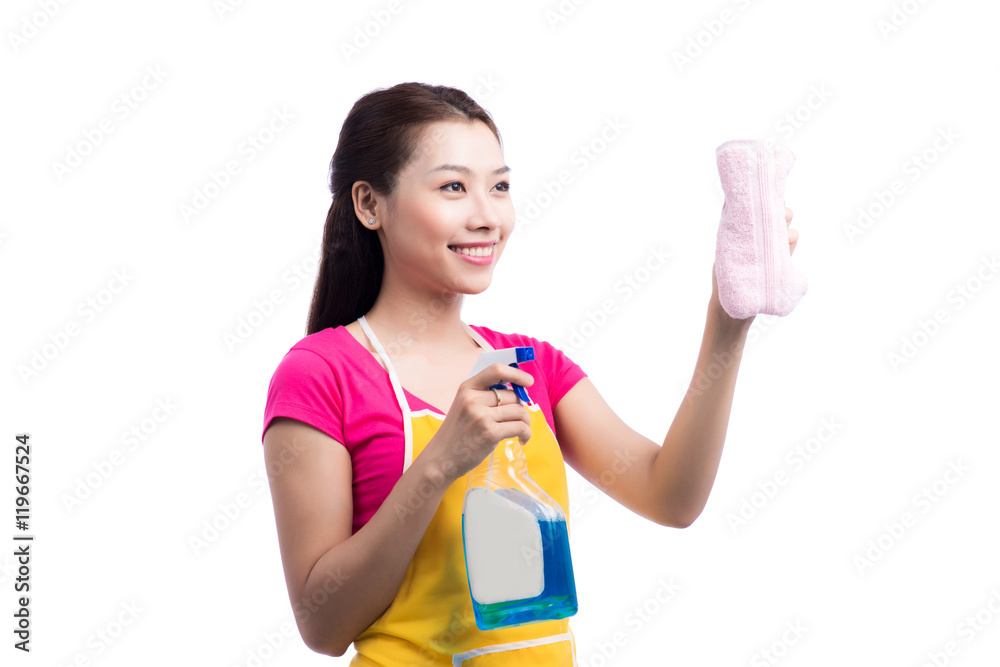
[{"x1": 350, "y1": 315, "x2": 579, "y2": 666}]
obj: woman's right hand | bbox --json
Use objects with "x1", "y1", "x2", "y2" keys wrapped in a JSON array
[{"x1": 423, "y1": 362, "x2": 535, "y2": 486}]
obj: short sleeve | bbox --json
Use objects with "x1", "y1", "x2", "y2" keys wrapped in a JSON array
[
  {"x1": 261, "y1": 348, "x2": 345, "y2": 445},
  {"x1": 533, "y1": 338, "x2": 587, "y2": 407}
]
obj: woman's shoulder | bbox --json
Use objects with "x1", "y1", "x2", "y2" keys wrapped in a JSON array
[
  {"x1": 468, "y1": 323, "x2": 584, "y2": 382},
  {"x1": 277, "y1": 325, "x2": 354, "y2": 359},
  {"x1": 468, "y1": 322, "x2": 567, "y2": 357},
  {"x1": 262, "y1": 325, "x2": 379, "y2": 433},
  {"x1": 268, "y1": 325, "x2": 363, "y2": 381},
  {"x1": 470, "y1": 322, "x2": 541, "y2": 348}
]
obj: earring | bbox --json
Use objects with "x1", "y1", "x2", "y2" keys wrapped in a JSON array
[{"x1": 367, "y1": 218, "x2": 375, "y2": 225}]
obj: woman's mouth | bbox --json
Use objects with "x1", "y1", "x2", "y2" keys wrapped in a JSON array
[
  {"x1": 448, "y1": 245, "x2": 494, "y2": 257},
  {"x1": 448, "y1": 244, "x2": 495, "y2": 265}
]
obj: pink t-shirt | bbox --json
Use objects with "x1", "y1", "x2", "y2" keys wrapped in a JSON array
[{"x1": 261, "y1": 323, "x2": 588, "y2": 535}]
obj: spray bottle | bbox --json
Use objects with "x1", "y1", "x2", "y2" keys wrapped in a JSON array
[{"x1": 461, "y1": 345, "x2": 578, "y2": 630}]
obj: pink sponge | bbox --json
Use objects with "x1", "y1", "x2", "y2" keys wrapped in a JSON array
[{"x1": 714, "y1": 139, "x2": 807, "y2": 319}]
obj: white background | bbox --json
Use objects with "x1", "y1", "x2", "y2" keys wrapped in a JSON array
[{"x1": 3, "y1": 0, "x2": 999, "y2": 665}]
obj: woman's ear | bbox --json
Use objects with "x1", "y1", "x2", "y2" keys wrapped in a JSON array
[{"x1": 352, "y1": 181, "x2": 378, "y2": 229}]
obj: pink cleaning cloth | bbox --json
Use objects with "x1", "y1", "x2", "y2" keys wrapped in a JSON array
[{"x1": 714, "y1": 139, "x2": 807, "y2": 320}]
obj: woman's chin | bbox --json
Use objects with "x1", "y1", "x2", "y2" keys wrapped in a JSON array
[{"x1": 445, "y1": 273, "x2": 494, "y2": 296}]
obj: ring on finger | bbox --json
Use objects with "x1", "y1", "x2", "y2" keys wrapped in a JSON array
[{"x1": 491, "y1": 388, "x2": 502, "y2": 407}]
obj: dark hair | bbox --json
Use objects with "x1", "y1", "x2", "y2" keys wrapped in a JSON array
[{"x1": 305, "y1": 82, "x2": 503, "y2": 335}]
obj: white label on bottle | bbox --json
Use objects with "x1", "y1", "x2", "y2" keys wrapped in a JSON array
[{"x1": 464, "y1": 488, "x2": 544, "y2": 605}]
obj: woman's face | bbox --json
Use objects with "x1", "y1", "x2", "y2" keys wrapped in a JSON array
[{"x1": 378, "y1": 119, "x2": 514, "y2": 297}]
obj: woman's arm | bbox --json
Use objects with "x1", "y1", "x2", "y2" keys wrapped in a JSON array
[
  {"x1": 555, "y1": 208, "x2": 797, "y2": 527},
  {"x1": 554, "y1": 305, "x2": 751, "y2": 528},
  {"x1": 263, "y1": 417, "x2": 453, "y2": 656},
  {"x1": 647, "y1": 301, "x2": 753, "y2": 526},
  {"x1": 265, "y1": 362, "x2": 538, "y2": 655}
]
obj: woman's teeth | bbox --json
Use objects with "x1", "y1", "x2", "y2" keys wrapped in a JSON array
[{"x1": 448, "y1": 245, "x2": 493, "y2": 257}]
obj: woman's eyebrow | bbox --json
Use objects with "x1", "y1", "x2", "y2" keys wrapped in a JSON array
[{"x1": 426, "y1": 164, "x2": 512, "y2": 176}]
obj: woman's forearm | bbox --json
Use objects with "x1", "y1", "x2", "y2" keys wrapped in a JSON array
[
  {"x1": 296, "y1": 451, "x2": 452, "y2": 656},
  {"x1": 651, "y1": 302, "x2": 753, "y2": 527}
]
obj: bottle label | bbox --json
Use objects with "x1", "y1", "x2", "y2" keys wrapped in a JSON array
[{"x1": 463, "y1": 487, "x2": 544, "y2": 604}]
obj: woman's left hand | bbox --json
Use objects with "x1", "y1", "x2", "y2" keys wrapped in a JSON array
[{"x1": 709, "y1": 204, "x2": 797, "y2": 323}]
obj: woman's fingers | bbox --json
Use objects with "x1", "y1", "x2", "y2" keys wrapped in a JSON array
[{"x1": 784, "y1": 206, "x2": 797, "y2": 255}]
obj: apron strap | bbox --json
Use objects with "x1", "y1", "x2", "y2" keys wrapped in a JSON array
[
  {"x1": 358, "y1": 315, "x2": 415, "y2": 473},
  {"x1": 451, "y1": 631, "x2": 576, "y2": 665},
  {"x1": 464, "y1": 323, "x2": 494, "y2": 352}
]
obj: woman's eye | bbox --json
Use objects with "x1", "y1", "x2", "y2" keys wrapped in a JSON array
[{"x1": 441, "y1": 181, "x2": 511, "y2": 193}]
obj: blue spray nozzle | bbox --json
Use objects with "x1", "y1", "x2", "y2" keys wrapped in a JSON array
[{"x1": 466, "y1": 346, "x2": 535, "y2": 405}]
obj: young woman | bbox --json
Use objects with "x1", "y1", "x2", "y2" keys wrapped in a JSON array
[{"x1": 261, "y1": 82, "x2": 798, "y2": 665}]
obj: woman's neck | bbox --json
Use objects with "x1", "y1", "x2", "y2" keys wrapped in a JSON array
[{"x1": 362, "y1": 290, "x2": 476, "y2": 358}]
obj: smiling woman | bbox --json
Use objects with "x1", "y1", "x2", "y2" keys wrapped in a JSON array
[
  {"x1": 260, "y1": 82, "x2": 590, "y2": 665},
  {"x1": 259, "y1": 81, "x2": 775, "y2": 666}
]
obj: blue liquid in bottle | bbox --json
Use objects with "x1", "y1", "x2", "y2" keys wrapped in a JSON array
[{"x1": 462, "y1": 488, "x2": 578, "y2": 630}]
